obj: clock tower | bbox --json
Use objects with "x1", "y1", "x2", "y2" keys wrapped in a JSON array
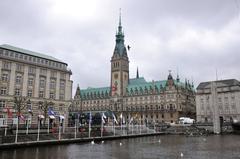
[{"x1": 110, "y1": 12, "x2": 129, "y2": 97}]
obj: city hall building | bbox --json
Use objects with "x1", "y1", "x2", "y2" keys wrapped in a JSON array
[
  {"x1": 0, "y1": 44, "x2": 73, "y2": 126},
  {"x1": 72, "y1": 16, "x2": 196, "y2": 124}
]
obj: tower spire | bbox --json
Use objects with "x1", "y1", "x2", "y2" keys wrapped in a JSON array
[
  {"x1": 136, "y1": 67, "x2": 139, "y2": 78},
  {"x1": 113, "y1": 9, "x2": 127, "y2": 57},
  {"x1": 119, "y1": 8, "x2": 122, "y2": 27},
  {"x1": 117, "y1": 8, "x2": 123, "y2": 35}
]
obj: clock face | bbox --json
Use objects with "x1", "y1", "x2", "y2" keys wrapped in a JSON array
[{"x1": 114, "y1": 73, "x2": 118, "y2": 79}]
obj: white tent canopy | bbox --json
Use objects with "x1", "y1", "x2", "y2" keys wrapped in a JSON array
[{"x1": 38, "y1": 115, "x2": 44, "y2": 119}]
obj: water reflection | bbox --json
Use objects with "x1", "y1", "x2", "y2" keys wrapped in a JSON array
[{"x1": 1, "y1": 135, "x2": 240, "y2": 159}]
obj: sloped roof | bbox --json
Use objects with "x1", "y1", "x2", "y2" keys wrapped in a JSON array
[
  {"x1": 80, "y1": 86, "x2": 110, "y2": 97},
  {"x1": 127, "y1": 77, "x2": 185, "y2": 91},
  {"x1": 0, "y1": 44, "x2": 65, "y2": 63},
  {"x1": 197, "y1": 79, "x2": 240, "y2": 90},
  {"x1": 79, "y1": 77, "x2": 188, "y2": 98}
]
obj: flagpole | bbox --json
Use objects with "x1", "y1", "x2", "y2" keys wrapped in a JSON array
[
  {"x1": 132, "y1": 121, "x2": 133, "y2": 135},
  {"x1": 47, "y1": 117, "x2": 49, "y2": 134},
  {"x1": 154, "y1": 120, "x2": 156, "y2": 133},
  {"x1": 111, "y1": 118, "x2": 114, "y2": 133},
  {"x1": 26, "y1": 117, "x2": 29, "y2": 135},
  {"x1": 113, "y1": 119, "x2": 115, "y2": 136},
  {"x1": 5, "y1": 116, "x2": 8, "y2": 136},
  {"x1": 101, "y1": 114, "x2": 103, "y2": 138},
  {"x1": 121, "y1": 114, "x2": 123, "y2": 136},
  {"x1": 75, "y1": 120, "x2": 77, "y2": 139},
  {"x1": 140, "y1": 119, "x2": 141, "y2": 134},
  {"x1": 63, "y1": 115, "x2": 65, "y2": 133},
  {"x1": 88, "y1": 111, "x2": 91, "y2": 138},
  {"x1": 58, "y1": 123, "x2": 61, "y2": 140},
  {"x1": 15, "y1": 117, "x2": 18, "y2": 143},
  {"x1": 37, "y1": 119, "x2": 40, "y2": 141},
  {"x1": 147, "y1": 119, "x2": 149, "y2": 134}
]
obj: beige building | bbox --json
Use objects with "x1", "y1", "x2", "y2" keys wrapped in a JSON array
[
  {"x1": 196, "y1": 79, "x2": 240, "y2": 123},
  {"x1": 0, "y1": 44, "x2": 72, "y2": 126},
  {"x1": 71, "y1": 16, "x2": 196, "y2": 125}
]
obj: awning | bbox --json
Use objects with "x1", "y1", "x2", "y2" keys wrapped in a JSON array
[
  {"x1": 59, "y1": 115, "x2": 65, "y2": 119},
  {"x1": 49, "y1": 115, "x2": 55, "y2": 119},
  {"x1": 38, "y1": 115, "x2": 45, "y2": 119}
]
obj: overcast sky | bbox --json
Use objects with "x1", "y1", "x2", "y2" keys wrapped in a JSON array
[{"x1": 1, "y1": 0, "x2": 240, "y2": 93}]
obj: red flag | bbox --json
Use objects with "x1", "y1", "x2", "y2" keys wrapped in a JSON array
[
  {"x1": 112, "y1": 85, "x2": 117, "y2": 92},
  {"x1": 7, "y1": 107, "x2": 13, "y2": 118},
  {"x1": 19, "y1": 114, "x2": 25, "y2": 121}
]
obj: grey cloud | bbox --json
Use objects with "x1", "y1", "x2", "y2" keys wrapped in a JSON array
[{"x1": 0, "y1": 0, "x2": 240, "y2": 93}]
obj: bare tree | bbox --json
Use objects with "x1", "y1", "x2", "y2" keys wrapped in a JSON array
[
  {"x1": 38, "y1": 100, "x2": 54, "y2": 126},
  {"x1": 13, "y1": 96, "x2": 31, "y2": 123}
]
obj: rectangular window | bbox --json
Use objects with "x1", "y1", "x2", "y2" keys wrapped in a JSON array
[
  {"x1": 60, "y1": 81, "x2": 65, "y2": 89},
  {"x1": 49, "y1": 92, "x2": 55, "y2": 99},
  {"x1": 40, "y1": 79, "x2": 46, "y2": 88},
  {"x1": 50, "y1": 79, "x2": 56, "y2": 89},
  {"x1": 4, "y1": 50, "x2": 8, "y2": 56},
  {"x1": 28, "y1": 78, "x2": 34, "y2": 86},
  {"x1": 3, "y1": 62, "x2": 11, "y2": 69},
  {"x1": 1, "y1": 73, "x2": 8, "y2": 81},
  {"x1": 50, "y1": 71, "x2": 56, "y2": 77},
  {"x1": 16, "y1": 64, "x2": 22, "y2": 72},
  {"x1": 40, "y1": 69, "x2": 47, "y2": 75},
  {"x1": 27, "y1": 90, "x2": 33, "y2": 97},
  {"x1": 39, "y1": 90, "x2": 44, "y2": 98},
  {"x1": 0, "y1": 100, "x2": 6, "y2": 109},
  {"x1": 28, "y1": 67, "x2": 36, "y2": 74},
  {"x1": 0, "y1": 87, "x2": 7, "y2": 95},
  {"x1": 60, "y1": 73, "x2": 65, "y2": 79},
  {"x1": 15, "y1": 75, "x2": 22, "y2": 84},
  {"x1": 15, "y1": 88, "x2": 21, "y2": 96},
  {"x1": 59, "y1": 93, "x2": 65, "y2": 100}
]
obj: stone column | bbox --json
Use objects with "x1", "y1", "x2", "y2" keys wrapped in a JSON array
[
  {"x1": 9, "y1": 63, "x2": 16, "y2": 95},
  {"x1": 55, "y1": 71, "x2": 60, "y2": 100},
  {"x1": 0, "y1": 60, "x2": 2, "y2": 81},
  {"x1": 22, "y1": 66, "x2": 28, "y2": 96},
  {"x1": 65, "y1": 73, "x2": 72, "y2": 100},
  {"x1": 34, "y1": 68, "x2": 40, "y2": 98},
  {"x1": 45, "y1": 69, "x2": 50, "y2": 98},
  {"x1": 211, "y1": 82, "x2": 220, "y2": 134}
]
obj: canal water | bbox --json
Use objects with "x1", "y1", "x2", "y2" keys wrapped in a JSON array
[{"x1": 1, "y1": 135, "x2": 240, "y2": 159}]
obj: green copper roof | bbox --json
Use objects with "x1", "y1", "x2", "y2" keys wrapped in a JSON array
[
  {"x1": 127, "y1": 78, "x2": 167, "y2": 91},
  {"x1": 80, "y1": 87, "x2": 110, "y2": 99},
  {"x1": 127, "y1": 77, "x2": 186, "y2": 92},
  {"x1": 79, "y1": 76, "x2": 193, "y2": 99},
  {"x1": 0, "y1": 44, "x2": 65, "y2": 63},
  {"x1": 113, "y1": 12, "x2": 127, "y2": 57}
]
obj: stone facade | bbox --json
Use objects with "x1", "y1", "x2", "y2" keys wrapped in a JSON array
[
  {"x1": 72, "y1": 16, "x2": 196, "y2": 124},
  {"x1": 196, "y1": 79, "x2": 240, "y2": 123},
  {"x1": 0, "y1": 44, "x2": 72, "y2": 126}
]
